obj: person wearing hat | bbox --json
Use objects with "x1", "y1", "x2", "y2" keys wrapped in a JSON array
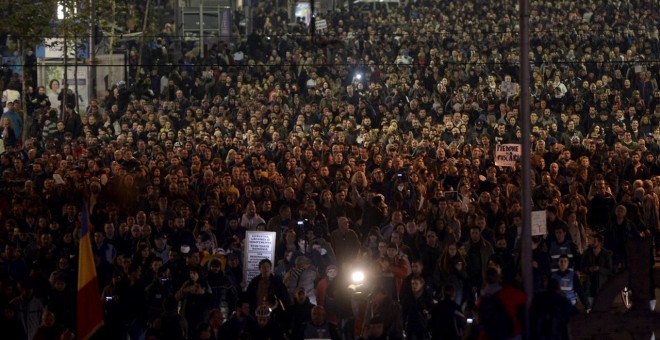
[
  {"x1": 245, "y1": 305, "x2": 285, "y2": 340},
  {"x1": 568, "y1": 135, "x2": 590, "y2": 160},
  {"x1": 540, "y1": 136, "x2": 564, "y2": 165},
  {"x1": 644, "y1": 132, "x2": 660, "y2": 156},
  {"x1": 642, "y1": 151, "x2": 660, "y2": 176}
]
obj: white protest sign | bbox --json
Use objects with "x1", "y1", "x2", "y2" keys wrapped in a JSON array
[
  {"x1": 531, "y1": 210, "x2": 547, "y2": 236},
  {"x1": 495, "y1": 143, "x2": 521, "y2": 167},
  {"x1": 315, "y1": 19, "x2": 327, "y2": 31},
  {"x1": 244, "y1": 231, "x2": 277, "y2": 285}
]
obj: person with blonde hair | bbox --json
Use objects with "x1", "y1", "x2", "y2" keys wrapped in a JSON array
[{"x1": 1, "y1": 116, "x2": 17, "y2": 149}]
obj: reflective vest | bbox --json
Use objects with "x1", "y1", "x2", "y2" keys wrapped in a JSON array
[
  {"x1": 549, "y1": 241, "x2": 574, "y2": 272},
  {"x1": 552, "y1": 271, "x2": 577, "y2": 305}
]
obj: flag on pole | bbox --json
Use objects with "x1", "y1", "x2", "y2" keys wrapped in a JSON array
[{"x1": 77, "y1": 203, "x2": 104, "y2": 339}]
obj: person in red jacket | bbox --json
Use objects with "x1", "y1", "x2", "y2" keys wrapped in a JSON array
[
  {"x1": 315, "y1": 265, "x2": 339, "y2": 324},
  {"x1": 378, "y1": 242, "x2": 411, "y2": 300},
  {"x1": 477, "y1": 267, "x2": 526, "y2": 340}
]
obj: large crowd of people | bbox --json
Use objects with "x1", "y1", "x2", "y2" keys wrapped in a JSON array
[{"x1": 0, "y1": 0, "x2": 659, "y2": 339}]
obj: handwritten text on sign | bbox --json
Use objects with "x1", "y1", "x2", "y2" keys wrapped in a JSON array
[{"x1": 495, "y1": 143, "x2": 521, "y2": 167}]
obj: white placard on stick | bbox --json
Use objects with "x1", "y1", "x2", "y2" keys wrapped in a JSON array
[
  {"x1": 243, "y1": 231, "x2": 277, "y2": 285},
  {"x1": 531, "y1": 210, "x2": 547, "y2": 236},
  {"x1": 495, "y1": 143, "x2": 521, "y2": 167}
]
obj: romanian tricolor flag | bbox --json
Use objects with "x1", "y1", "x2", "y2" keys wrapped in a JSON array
[{"x1": 77, "y1": 203, "x2": 104, "y2": 339}]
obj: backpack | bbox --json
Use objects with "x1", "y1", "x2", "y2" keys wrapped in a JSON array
[{"x1": 478, "y1": 292, "x2": 514, "y2": 340}]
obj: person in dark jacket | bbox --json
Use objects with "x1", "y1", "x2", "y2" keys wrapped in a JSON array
[
  {"x1": 0, "y1": 304, "x2": 26, "y2": 340},
  {"x1": 145, "y1": 266, "x2": 173, "y2": 322},
  {"x1": 206, "y1": 259, "x2": 238, "y2": 316},
  {"x1": 400, "y1": 275, "x2": 434, "y2": 340},
  {"x1": 429, "y1": 285, "x2": 466, "y2": 340},
  {"x1": 294, "y1": 305, "x2": 341, "y2": 340},
  {"x1": 44, "y1": 274, "x2": 76, "y2": 330},
  {"x1": 244, "y1": 258, "x2": 290, "y2": 311},
  {"x1": 175, "y1": 267, "x2": 212, "y2": 331},
  {"x1": 587, "y1": 177, "x2": 617, "y2": 232},
  {"x1": 153, "y1": 296, "x2": 188, "y2": 340},
  {"x1": 222, "y1": 299, "x2": 257, "y2": 340},
  {"x1": 361, "y1": 286, "x2": 404, "y2": 339},
  {"x1": 581, "y1": 234, "x2": 613, "y2": 305},
  {"x1": 530, "y1": 278, "x2": 574, "y2": 340},
  {"x1": 529, "y1": 236, "x2": 551, "y2": 293},
  {"x1": 285, "y1": 287, "x2": 315, "y2": 338},
  {"x1": 246, "y1": 305, "x2": 285, "y2": 340},
  {"x1": 116, "y1": 263, "x2": 148, "y2": 340},
  {"x1": 61, "y1": 104, "x2": 82, "y2": 138}
]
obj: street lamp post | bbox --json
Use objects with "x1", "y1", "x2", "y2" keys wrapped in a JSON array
[
  {"x1": 519, "y1": 0, "x2": 532, "y2": 338},
  {"x1": 89, "y1": 0, "x2": 96, "y2": 102}
]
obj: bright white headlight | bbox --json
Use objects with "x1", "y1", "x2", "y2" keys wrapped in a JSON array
[{"x1": 351, "y1": 271, "x2": 365, "y2": 283}]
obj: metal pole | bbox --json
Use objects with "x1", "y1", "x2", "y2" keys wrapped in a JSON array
[
  {"x1": 199, "y1": 1, "x2": 204, "y2": 58},
  {"x1": 136, "y1": 0, "x2": 152, "y2": 86},
  {"x1": 89, "y1": 0, "x2": 97, "y2": 102},
  {"x1": 519, "y1": 0, "x2": 532, "y2": 338},
  {"x1": 63, "y1": 5, "x2": 68, "y2": 115},
  {"x1": 288, "y1": 0, "x2": 295, "y2": 23},
  {"x1": 310, "y1": 0, "x2": 315, "y2": 42},
  {"x1": 174, "y1": 0, "x2": 181, "y2": 63},
  {"x1": 244, "y1": 0, "x2": 251, "y2": 38}
]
